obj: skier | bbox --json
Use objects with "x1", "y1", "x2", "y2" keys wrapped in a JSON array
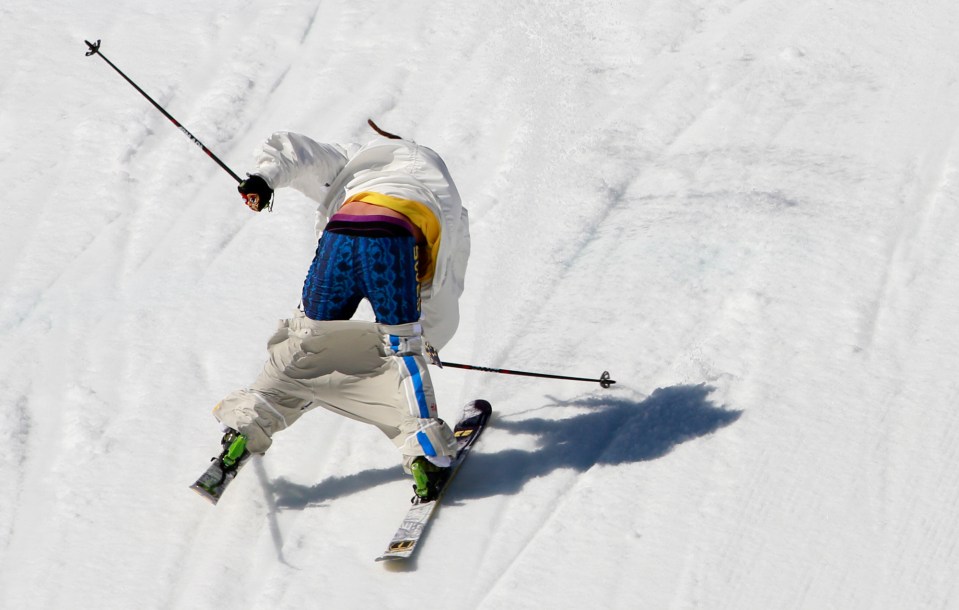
[{"x1": 204, "y1": 125, "x2": 471, "y2": 503}]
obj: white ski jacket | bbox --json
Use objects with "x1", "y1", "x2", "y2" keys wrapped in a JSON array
[{"x1": 248, "y1": 131, "x2": 470, "y2": 350}]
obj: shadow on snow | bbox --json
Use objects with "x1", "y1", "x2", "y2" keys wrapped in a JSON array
[
  {"x1": 456, "y1": 383, "x2": 741, "y2": 500},
  {"x1": 268, "y1": 383, "x2": 740, "y2": 509}
]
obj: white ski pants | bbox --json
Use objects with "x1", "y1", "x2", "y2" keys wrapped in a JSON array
[{"x1": 212, "y1": 312, "x2": 457, "y2": 472}]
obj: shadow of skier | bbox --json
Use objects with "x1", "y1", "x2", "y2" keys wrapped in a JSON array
[
  {"x1": 269, "y1": 383, "x2": 740, "y2": 508},
  {"x1": 452, "y1": 383, "x2": 741, "y2": 500},
  {"x1": 270, "y1": 463, "x2": 405, "y2": 509}
]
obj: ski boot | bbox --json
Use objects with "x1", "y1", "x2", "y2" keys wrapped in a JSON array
[{"x1": 410, "y1": 456, "x2": 451, "y2": 504}]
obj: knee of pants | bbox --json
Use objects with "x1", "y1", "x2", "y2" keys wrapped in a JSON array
[
  {"x1": 213, "y1": 389, "x2": 286, "y2": 454},
  {"x1": 397, "y1": 418, "x2": 457, "y2": 468}
]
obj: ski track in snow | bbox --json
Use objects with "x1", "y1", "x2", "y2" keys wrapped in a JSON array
[{"x1": 3, "y1": 0, "x2": 959, "y2": 608}]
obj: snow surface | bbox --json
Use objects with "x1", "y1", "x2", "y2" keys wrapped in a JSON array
[{"x1": 2, "y1": 1, "x2": 959, "y2": 608}]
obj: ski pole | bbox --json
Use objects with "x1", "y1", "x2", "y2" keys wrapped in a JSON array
[
  {"x1": 439, "y1": 361, "x2": 616, "y2": 388},
  {"x1": 83, "y1": 39, "x2": 242, "y2": 184}
]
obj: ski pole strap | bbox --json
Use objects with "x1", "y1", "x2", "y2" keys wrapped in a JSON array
[{"x1": 439, "y1": 361, "x2": 615, "y2": 388}]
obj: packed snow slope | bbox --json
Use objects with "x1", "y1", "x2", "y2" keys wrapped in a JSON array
[{"x1": 2, "y1": 1, "x2": 959, "y2": 608}]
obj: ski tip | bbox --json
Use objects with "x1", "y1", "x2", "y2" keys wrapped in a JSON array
[
  {"x1": 470, "y1": 399, "x2": 492, "y2": 414},
  {"x1": 189, "y1": 483, "x2": 220, "y2": 505}
]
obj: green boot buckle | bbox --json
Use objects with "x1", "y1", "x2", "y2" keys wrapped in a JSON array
[
  {"x1": 410, "y1": 457, "x2": 434, "y2": 498},
  {"x1": 220, "y1": 431, "x2": 249, "y2": 470}
]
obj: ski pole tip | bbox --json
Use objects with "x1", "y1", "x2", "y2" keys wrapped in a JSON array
[
  {"x1": 84, "y1": 39, "x2": 101, "y2": 56},
  {"x1": 600, "y1": 371, "x2": 615, "y2": 388}
]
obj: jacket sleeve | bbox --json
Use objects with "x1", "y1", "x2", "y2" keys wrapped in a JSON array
[{"x1": 248, "y1": 132, "x2": 349, "y2": 204}]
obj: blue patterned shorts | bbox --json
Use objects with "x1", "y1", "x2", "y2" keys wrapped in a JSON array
[{"x1": 301, "y1": 223, "x2": 420, "y2": 324}]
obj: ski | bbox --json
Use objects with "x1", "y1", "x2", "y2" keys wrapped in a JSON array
[
  {"x1": 190, "y1": 459, "x2": 244, "y2": 504},
  {"x1": 376, "y1": 399, "x2": 492, "y2": 562},
  {"x1": 190, "y1": 430, "x2": 251, "y2": 504}
]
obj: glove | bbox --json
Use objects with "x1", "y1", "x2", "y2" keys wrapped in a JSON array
[{"x1": 238, "y1": 174, "x2": 273, "y2": 212}]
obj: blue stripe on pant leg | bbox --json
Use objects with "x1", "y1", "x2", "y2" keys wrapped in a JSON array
[
  {"x1": 416, "y1": 431, "x2": 438, "y2": 457},
  {"x1": 401, "y1": 355, "x2": 430, "y2": 418}
]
